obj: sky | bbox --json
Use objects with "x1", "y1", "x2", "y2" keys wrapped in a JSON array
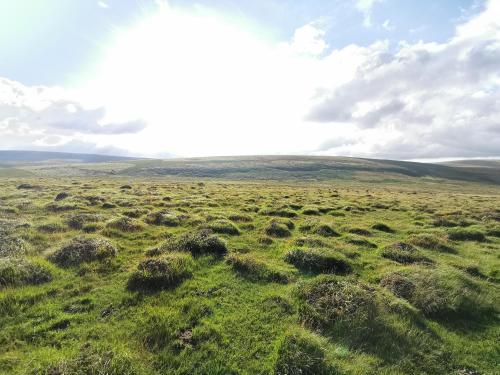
[{"x1": 0, "y1": 0, "x2": 499, "y2": 160}]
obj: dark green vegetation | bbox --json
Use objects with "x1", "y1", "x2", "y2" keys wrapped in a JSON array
[{"x1": 0, "y1": 161, "x2": 499, "y2": 374}]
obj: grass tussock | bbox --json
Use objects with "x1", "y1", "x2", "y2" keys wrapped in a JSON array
[
  {"x1": 226, "y1": 253, "x2": 290, "y2": 283},
  {"x1": 0, "y1": 258, "x2": 52, "y2": 287},
  {"x1": 265, "y1": 221, "x2": 292, "y2": 238},
  {"x1": 67, "y1": 213, "x2": 102, "y2": 230},
  {"x1": 49, "y1": 236, "x2": 117, "y2": 267},
  {"x1": 29, "y1": 344, "x2": 138, "y2": 375},
  {"x1": 285, "y1": 249, "x2": 352, "y2": 275},
  {"x1": 408, "y1": 233, "x2": 456, "y2": 253},
  {"x1": 161, "y1": 230, "x2": 228, "y2": 256},
  {"x1": 274, "y1": 329, "x2": 333, "y2": 375},
  {"x1": 381, "y1": 266, "x2": 494, "y2": 318},
  {"x1": 448, "y1": 228, "x2": 486, "y2": 242},
  {"x1": 145, "y1": 211, "x2": 181, "y2": 227},
  {"x1": 106, "y1": 216, "x2": 144, "y2": 232},
  {"x1": 296, "y1": 276, "x2": 377, "y2": 335},
  {"x1": 128, "y1": 253, "x2": 194, "y2": 290},
  {"x1": 371, "y1": 223, "x2": 394, "y2": 233},
  {"x1": 381, "y1": 242, "x2": 432, "y2": 264},
  {"x1": 207, "y1": 219, "x2": 240, "y2": 235}
]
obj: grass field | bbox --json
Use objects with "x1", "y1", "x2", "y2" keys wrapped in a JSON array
[{"x1": 0, "y1": 174, "x2": 499, "y2": 374}]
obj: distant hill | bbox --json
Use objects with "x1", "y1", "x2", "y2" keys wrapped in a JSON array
[
  {"x1": 0, "y1": 150, "x2": 137, "y2": 164},
  {"x1": 1, "y1": 151, "x2": 500, "y2": 185},
  {"x1": 121, "y1": 155, "x2": 500, "y2": 184}
]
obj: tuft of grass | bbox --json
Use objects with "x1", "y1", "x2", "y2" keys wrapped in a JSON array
[
  {"x1": 67, "y1": 213, "x2": 102, "y2": 230},
  {"x1": 36, "y1": 222, "x2": 67, "y2": 234},
  {"x1": 265, "y1": 221, "x2": 292, "y2": 238},
  {"x1": 285, "y1": 249, "x2": 351, "y2": 275},
  {"x1": 29, "y1": 344, "x2": 139, "y2": 375},
  {"x1": 381, "y1": 266, "x2": 494, "y2": 318},
  {"x1": 162, "y1": 230, "x2": 228, "y2": 256},
  {"x1": 226, "y1": 253, "x2": 290, "y2": 283},
  {"x1": 296, "y1": 276, "x2": 377, "y2": 336},
  {"x1": 207, "y1": 219, "x2": 240, "y2": 235},
  {"x1": 408, "y1": 233, "x2": 455, "y2": 253},
  {"x1": 128, "y1": 253, "x2": 194, "y2": 290},
  {"x1": 371, "y1": 223, "x2": 394, "y2": 233},
  {"x1": 315, "y1": 224, "x2": 340, "y2": 237},
  {"x1": 145, "y1": 211, "x2": 181, "y2": 227},
  {"x1": 273, "y1": 329, "x2": 333, "y2": 375},
  {"x1": 448, "y1": 228, "x2": 486, "y2": 242},
  {"x1": 49, "y1": 236, "x2": 117, "y2": 267},
  {"x1": 106, "y1": 216, "x2": 144, "y2": 232},
  {"x1": 260, "y1": 208, "x2": 298, "y2": 218},
  {"x1": 0, "y1": 258, "x2": 52, "y2": 287},
  {"x1": 381, "y1": 242, "x2": 431, "y2": 264}
]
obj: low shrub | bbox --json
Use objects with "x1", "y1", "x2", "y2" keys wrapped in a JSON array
[
  {"x1": 162, "y1": 230, "x2": 228, "y2": 256},
  {"x1": 274, "y1": 329, "x2": 332, "y2": 375},
  {"x1": 128, "y1": 253, "x2": 194, "y2": 290},
  {"x1": 448, "y1": 228, "x2": 486, "y2": 242},
  {"x1": 296, "y1": 276, "x2": 377, "y2": 335},
  {"x1": 49, "y1": 237, "x2": 117, "y2": 267},
  {"x1": 372, "y1": 223, "x2": 394, "y2": 233},
  {"x1": 0, "y1": 258, "x2": 52, "y2": 287},
  {"x1": 285, "y1": 249, "x2": 351, "y2": 275},
  {"x1": 106, "y1": 216, "x2": 144, "y2": 232},
  {"x1": 381, "y1": 242, "x2": 431, "y2": 264},
  {"x1": 207, "y1": 219, "x2": 240, "y2": 235},
  {"x1": 227, "y1": 253, "x2": 289, "y2": 283}
]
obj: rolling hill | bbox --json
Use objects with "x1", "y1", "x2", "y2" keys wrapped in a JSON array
[{"x1": 0, "y1": 151, "x2": 500, "y2": 184}]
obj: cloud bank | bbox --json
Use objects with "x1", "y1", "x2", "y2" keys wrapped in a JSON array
[{"x1": 0, "y1": 0, "x2": 499, "y2": 160}]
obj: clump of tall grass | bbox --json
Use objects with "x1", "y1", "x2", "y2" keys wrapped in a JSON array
[
  {"x1": 128, "y1": 253, "x2": 194, "y2": 290},
  {"x1": 49, "y1": 236, "x2": 117, "y2": 267},
  {"x1": 285, "y1": 249, "x2": 351, "y2": 275}
]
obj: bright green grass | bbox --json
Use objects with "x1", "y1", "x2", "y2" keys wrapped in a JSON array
[{"x1": 0, "y1": 177, "x2": 499, "y2": 374}]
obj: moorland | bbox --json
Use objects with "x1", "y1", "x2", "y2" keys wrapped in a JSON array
[{"x1": 0, "y1": 152, "x2": 499, "y2": 374}]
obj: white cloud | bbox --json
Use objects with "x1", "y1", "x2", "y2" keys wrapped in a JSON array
[
  {"x1": 289, "y1": 22, "x2": 328, "y2": 56},
  {"x1": 97, "y1": 1, "x2": 109, "y2": 9},
  {"x1": 354, "y1": 0, "x2": 384, "y2": 27},
  {"x1": 308, "y1": 0, "x2": 500, "y2": 159},
  {"x1": 0, "y1": 77, "x2": 145, "y2": 154},
  {"x1": 1, "y1": 0, "x2": 500, "y2": 160}
]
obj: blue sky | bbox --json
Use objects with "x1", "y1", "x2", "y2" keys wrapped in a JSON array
[{"x1": 1, "y1": 0, "x2": 499, "y2": 160}]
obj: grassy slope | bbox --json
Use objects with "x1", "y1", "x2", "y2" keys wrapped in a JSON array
[{"x1": 0, "y1": 176, "x2": 499, "y2": 374}]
